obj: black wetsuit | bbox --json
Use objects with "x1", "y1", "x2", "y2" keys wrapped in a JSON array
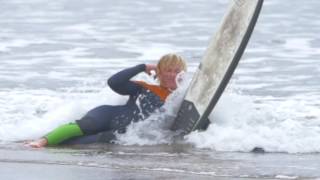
[{"x1": 62, "y1": 64, "x2": 171, "y2": 144}]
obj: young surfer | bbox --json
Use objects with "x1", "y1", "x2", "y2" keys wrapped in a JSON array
[{"x1": 27, "y1": 53, "x2": 187, "y2": 148}]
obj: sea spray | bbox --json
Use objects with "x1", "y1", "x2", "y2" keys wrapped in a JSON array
[{"x1": 116, "y1": 72, "x2": 192, "y2": 145}]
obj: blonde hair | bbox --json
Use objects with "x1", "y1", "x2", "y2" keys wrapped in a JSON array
[{"x1": 157, "y1": 53, "x2": 187, "y2": 72}]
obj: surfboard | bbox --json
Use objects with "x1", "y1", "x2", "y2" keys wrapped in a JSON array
[{"x1": 171, "y1": 0, "x2": 264, "y2": 135}]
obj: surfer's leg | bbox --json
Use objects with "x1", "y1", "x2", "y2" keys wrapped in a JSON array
[
  {"x1": 62, "y1": 115, "x2": 129, "y2": 145},
  {"x1": 45, "y1": 123, "x2": 84, "y2": 145},
  {"x1": 27, "y1": 122, "x2": 83, "y2": 148},
  {"x1": 61, "y1": 130, "x2": 117, "y2": 145},
  {"x1": 28, "y1": 105, "x2": 124, "y2": 147},
  {"x1": 76, "y1": 105, "x2": 120, "y2": 135}
]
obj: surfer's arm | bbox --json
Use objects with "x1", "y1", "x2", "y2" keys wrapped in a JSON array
[{"x1": 108, "y1": 64, "x2": 146, "y2": 95}]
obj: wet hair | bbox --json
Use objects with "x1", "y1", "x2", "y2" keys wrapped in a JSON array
[{"x1": 156, "y1": 53, "x2": 187, "y2": 72}]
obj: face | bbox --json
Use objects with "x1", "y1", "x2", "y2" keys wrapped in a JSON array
[{"x1": 158, "y1": 66, "x2": 182, "y2": 90}]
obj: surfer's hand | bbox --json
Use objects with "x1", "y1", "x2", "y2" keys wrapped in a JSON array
[{"x1": 145, "y1": 64, "x2": 157, "y2": 76}]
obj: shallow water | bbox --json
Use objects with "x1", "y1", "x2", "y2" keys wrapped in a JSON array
[
  {"x1": 1, "y1": 143, "x2": 320, "y2": 179},
  {"x1": 1, "y1": 0, "x2": 320, "y2": 179}
]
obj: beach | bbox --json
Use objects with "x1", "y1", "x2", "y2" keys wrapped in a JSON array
[
  {"x1": 1, "y1": 143, "x2": 320, "y2": 179},
  {"x1": 1, "y1": 0, "x2": 320, "y2": 179}
]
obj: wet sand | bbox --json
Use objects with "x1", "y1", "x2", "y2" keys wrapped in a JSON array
[{"x1": 0, "y1": 143, "x2": 319, "y2": 179}]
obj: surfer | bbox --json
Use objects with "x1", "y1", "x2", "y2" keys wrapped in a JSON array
[{"x1": 27, "y1": 53, "x2": 187, "y2": 148}]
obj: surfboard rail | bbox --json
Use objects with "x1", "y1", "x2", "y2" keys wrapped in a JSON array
[{"x1": 171, "y1": 0, "x2": 264, "y2": 135}]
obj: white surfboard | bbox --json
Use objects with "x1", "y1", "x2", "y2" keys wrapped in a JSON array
[{"x1": 171, "y1": 0, "x2": 264, "y2": 135}]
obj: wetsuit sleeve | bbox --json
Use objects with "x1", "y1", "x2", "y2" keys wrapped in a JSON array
[{"x1": 107, "y1": 64, "x2": 146, "y2": 95}]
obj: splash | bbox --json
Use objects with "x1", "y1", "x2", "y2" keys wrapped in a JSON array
[
  {"x1": 186, "y1": 92, "x2": 320, "y2": 153},
  {"x1": 116, "y1": 72, "x2": 192, "y2": 145},
  {"x1": 0, "y1": 83, "x2": 127, "y2": 142}
]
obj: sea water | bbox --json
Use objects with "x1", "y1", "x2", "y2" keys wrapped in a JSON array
[{"x1": 1, "y1": 0, "x2": 320, "y2": 179}]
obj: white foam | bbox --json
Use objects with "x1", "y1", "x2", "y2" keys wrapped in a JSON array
[
  {"x1": 275, "y1": 175, "x2": 298, "y2": 179},
  {"x1": 0, "y1": 85, "x2": 127, "y2": 142},
  {"x1": 0, "y1": 38, "x2": 54, "y2": 53},
  {"x1": 0, "y1": 0, "x2": 319, "y2": 155},
  {"x1": 185, "y1": 93, "x2": 320, "y2": 153},
  {"x1": 119, "y1": 42, "x2": 181, "y2": 61},
  {"x1": 274, "y1": 37, "x2": 320, "y2": 58},
  {"x1": 1, "y1": 57, "x2": 317, "y2": 154},
  {"x1": 116, "y1": 73, "x2": 193, "y2": 145},
  {"x1": 0, "y1": 39, "x2": 32, "y2": 52},
  {"x1": 0, "y1": 71, "x2": 42, "y2": 82}
]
